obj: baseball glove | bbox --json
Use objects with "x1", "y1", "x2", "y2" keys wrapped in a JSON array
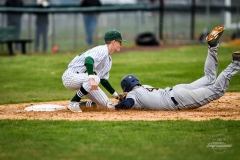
[{"x1": 116, "y1": 92, "x2": 128, "y2": 102}]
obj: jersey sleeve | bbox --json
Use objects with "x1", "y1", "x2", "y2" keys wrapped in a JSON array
[
  {"x1": 124, "y1": 89, "x2": 143, "y2": 109},
  {"x1": 115, "y1": 98, "x2": 135, "y2": 110},
  {"x1": 100, "y1": 79, "x2": 115, "y2": 94},
  {"x1": 84, "y1": 56, "x2": 94, "y2": 75}
]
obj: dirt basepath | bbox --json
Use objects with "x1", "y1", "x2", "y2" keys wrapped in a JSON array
[{"x1": 0, "y1": 92, "x2": 239, "y2": 121}]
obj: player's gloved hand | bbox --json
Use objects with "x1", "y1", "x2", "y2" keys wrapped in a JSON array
[{"x1": 116, "y1": 92, "x2": 128, "y2": 102}]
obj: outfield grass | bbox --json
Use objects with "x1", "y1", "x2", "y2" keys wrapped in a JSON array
[
  {"x1": 0, "y1": 119, "x2": 239, "y2": 160},
  {"x1": 0, "y1": 45, "x2": 240, "y2": 160},
  {"x1": 0, "y1": 45, "x2": 239, "y2": 104}
]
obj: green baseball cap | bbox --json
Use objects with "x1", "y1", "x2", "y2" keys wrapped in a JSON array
[{"x1": 104, "y1": 29, "x2": 126, "y2": 42}]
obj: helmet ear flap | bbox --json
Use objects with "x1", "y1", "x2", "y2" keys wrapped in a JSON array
[{"x1": 121, "y1": 80, "x2": 127, "y2": 92}]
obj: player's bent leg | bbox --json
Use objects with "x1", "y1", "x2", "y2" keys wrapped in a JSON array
[
  {"x1": 173, "y1": 87, "x2": 217, "y2": 109},
  {"x1": 86, "y1": 88, "x2": 115, "y2": 108},
  {"x1": 175, "y1": 46, "x2": 219, "y2": 90},
  {"x1": 173, "y1": 51, "x2": 240, "y2": 109},
  {"x1": 179, "y1": 28, "x2": 224, "y2": 90},
  {"x1": 82, "y1": 75, "x2": 100, "y2": 92},
  {"x1": 189, "y1": 27, "x2": 225, "y2": 89},
  {"x1": 209, "y1": 52, "x2": 240, "y2": 96},
  {"x1": 189, "y1": 47, "x2": 219, "y2": 89},
  {"x1": 62, "y1": 72, "x2": 88, "y2": 90},
  {"x1": 192, "y1": 47, "x2": 219, "y2": 87}
]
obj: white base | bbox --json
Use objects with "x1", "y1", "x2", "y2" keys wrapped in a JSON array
[{"x1": 25, "y1": 104, "x2": 67, "y2": 112}]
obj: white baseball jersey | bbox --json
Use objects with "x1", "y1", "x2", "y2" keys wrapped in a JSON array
[
  {"x1": 62, "y1": 44, "x2": 113, "y2": 107},
  {"x1": 66, "y1": 44, "x2": 111, "y2": 79}
]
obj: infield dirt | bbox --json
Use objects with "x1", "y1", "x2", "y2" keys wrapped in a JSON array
[{"x1": 0, "y1": 92, "x2": 239, "y2": 121}]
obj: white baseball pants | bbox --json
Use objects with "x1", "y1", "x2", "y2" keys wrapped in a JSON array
[{"x1": 62, "y1": 71, "x2": 111, "y2": 107}]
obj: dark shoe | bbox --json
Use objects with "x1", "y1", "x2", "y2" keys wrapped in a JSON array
[
  {"x1": 232, "y1": 51, "x2": 240, "y2": 61},
  {"x1": 206, "y1": 26, "x2": 225, "y2": 47}
]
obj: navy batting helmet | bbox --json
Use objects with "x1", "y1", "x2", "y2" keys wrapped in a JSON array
[{"x1": 121, "y1": 74, "x2": 141, "y2": 92}]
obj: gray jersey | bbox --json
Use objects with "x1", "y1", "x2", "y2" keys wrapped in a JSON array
[{"x1": 127, "y1": 86, "x2": 177, "y2": 110}]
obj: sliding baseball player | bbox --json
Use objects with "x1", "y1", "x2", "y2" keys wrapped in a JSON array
[{"x1": 115, "y1": 26, "x2": 240, "y2": 110}]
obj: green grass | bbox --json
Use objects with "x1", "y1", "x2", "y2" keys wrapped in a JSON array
[
  {"x1": 0, "y1": 45, "x2": 239, "y2": 104},
  {"x1": 0, "y1": 119, "x2": 239, "y2": 160}
]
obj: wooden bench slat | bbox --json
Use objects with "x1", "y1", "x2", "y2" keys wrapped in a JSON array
[{"x1": 0, "y1": 27, "x2": 33, "y2": 55}]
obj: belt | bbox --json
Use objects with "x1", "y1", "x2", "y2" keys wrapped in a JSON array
[
  {"x1": 76, "y1": 71, "x2": 97, "y2": 75},
  {"x1": 169, "y1": 89, "x2": 179, "y2": 106},
  {"x1": 84, "y1": 70, "x2": 97, "y2": 75},
  {"x1": 171, "y1": 97, "x2": 179, "y2": 106}
]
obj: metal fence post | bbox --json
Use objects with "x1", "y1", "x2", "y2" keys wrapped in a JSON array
[
  {"x1": 159, "y1": 0, "x2": 164, "y2": 40},
  {"x1": 51, "y1": 13, "x2": 55, "y2": 51},
  {"x1": 116, "y1": 12, "x2": 120, "y2": 31},
  {"x1": 28, "y1": 13, "x2": 32, "y2": 53},
  {"x1": 73, "y1": 13, "x2": 78, "y2": 50},
  {"x1": 190, "y1": 0, "x2": 195, "y2": 40}
]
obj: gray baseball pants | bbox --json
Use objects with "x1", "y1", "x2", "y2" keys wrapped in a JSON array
[{"x1": 171, "y1": 45, "x2": 240, "y2": 109}]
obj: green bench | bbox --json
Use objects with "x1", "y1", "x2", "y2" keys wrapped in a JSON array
[{"x1": 0, "y1": 27, "x2": 32, "y2": 55}]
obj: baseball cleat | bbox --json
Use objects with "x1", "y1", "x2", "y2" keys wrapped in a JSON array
[
  {"x1": 232, "y1": 50, "x2": 240, "y2": 61},
  {"x1": 67, "y1": 101, "x2": 82, "y2": 112},
  {"x1": 81, "y1": 100, "x2": 96, "y2": 107},
  {"x1": 206, "y1": 26, "x2": 225, "y2": 47}
]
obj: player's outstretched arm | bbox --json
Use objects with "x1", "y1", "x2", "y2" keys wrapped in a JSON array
[
  {"x1": 115, "y1": 98, "x2": 135, "y2": 110},
  {"x1": 100, "y1": 79, "x2": 119, "y2": 98}
]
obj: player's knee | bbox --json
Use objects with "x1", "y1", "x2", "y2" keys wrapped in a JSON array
[{"x1": 208, "y1": 76, "x2": 216, "y2": 85}]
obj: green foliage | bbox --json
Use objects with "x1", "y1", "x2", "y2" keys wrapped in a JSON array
[
  {"x1": 0, "y1": 119, "x2": 239, "y2": 160},
  {"x1": 0, "y1": 45, "x2": 239, "y2": 104}
]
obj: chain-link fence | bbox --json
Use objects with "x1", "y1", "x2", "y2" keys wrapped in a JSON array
[{"x1": 0, "y1": 0, "x2": 239, "y2": 53}]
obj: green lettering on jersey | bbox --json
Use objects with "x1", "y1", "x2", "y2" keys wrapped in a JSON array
[{"x1": 78, "y1": 51, "x2": 86, "y2": 56}]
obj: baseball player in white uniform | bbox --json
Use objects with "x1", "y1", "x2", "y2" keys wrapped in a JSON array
[
  {"x1": 62, "y1": 29, "x2": 126, "y2": 112},
  {"x1": 115, "y1": 26, "x2": 240, "y2": 110}
]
